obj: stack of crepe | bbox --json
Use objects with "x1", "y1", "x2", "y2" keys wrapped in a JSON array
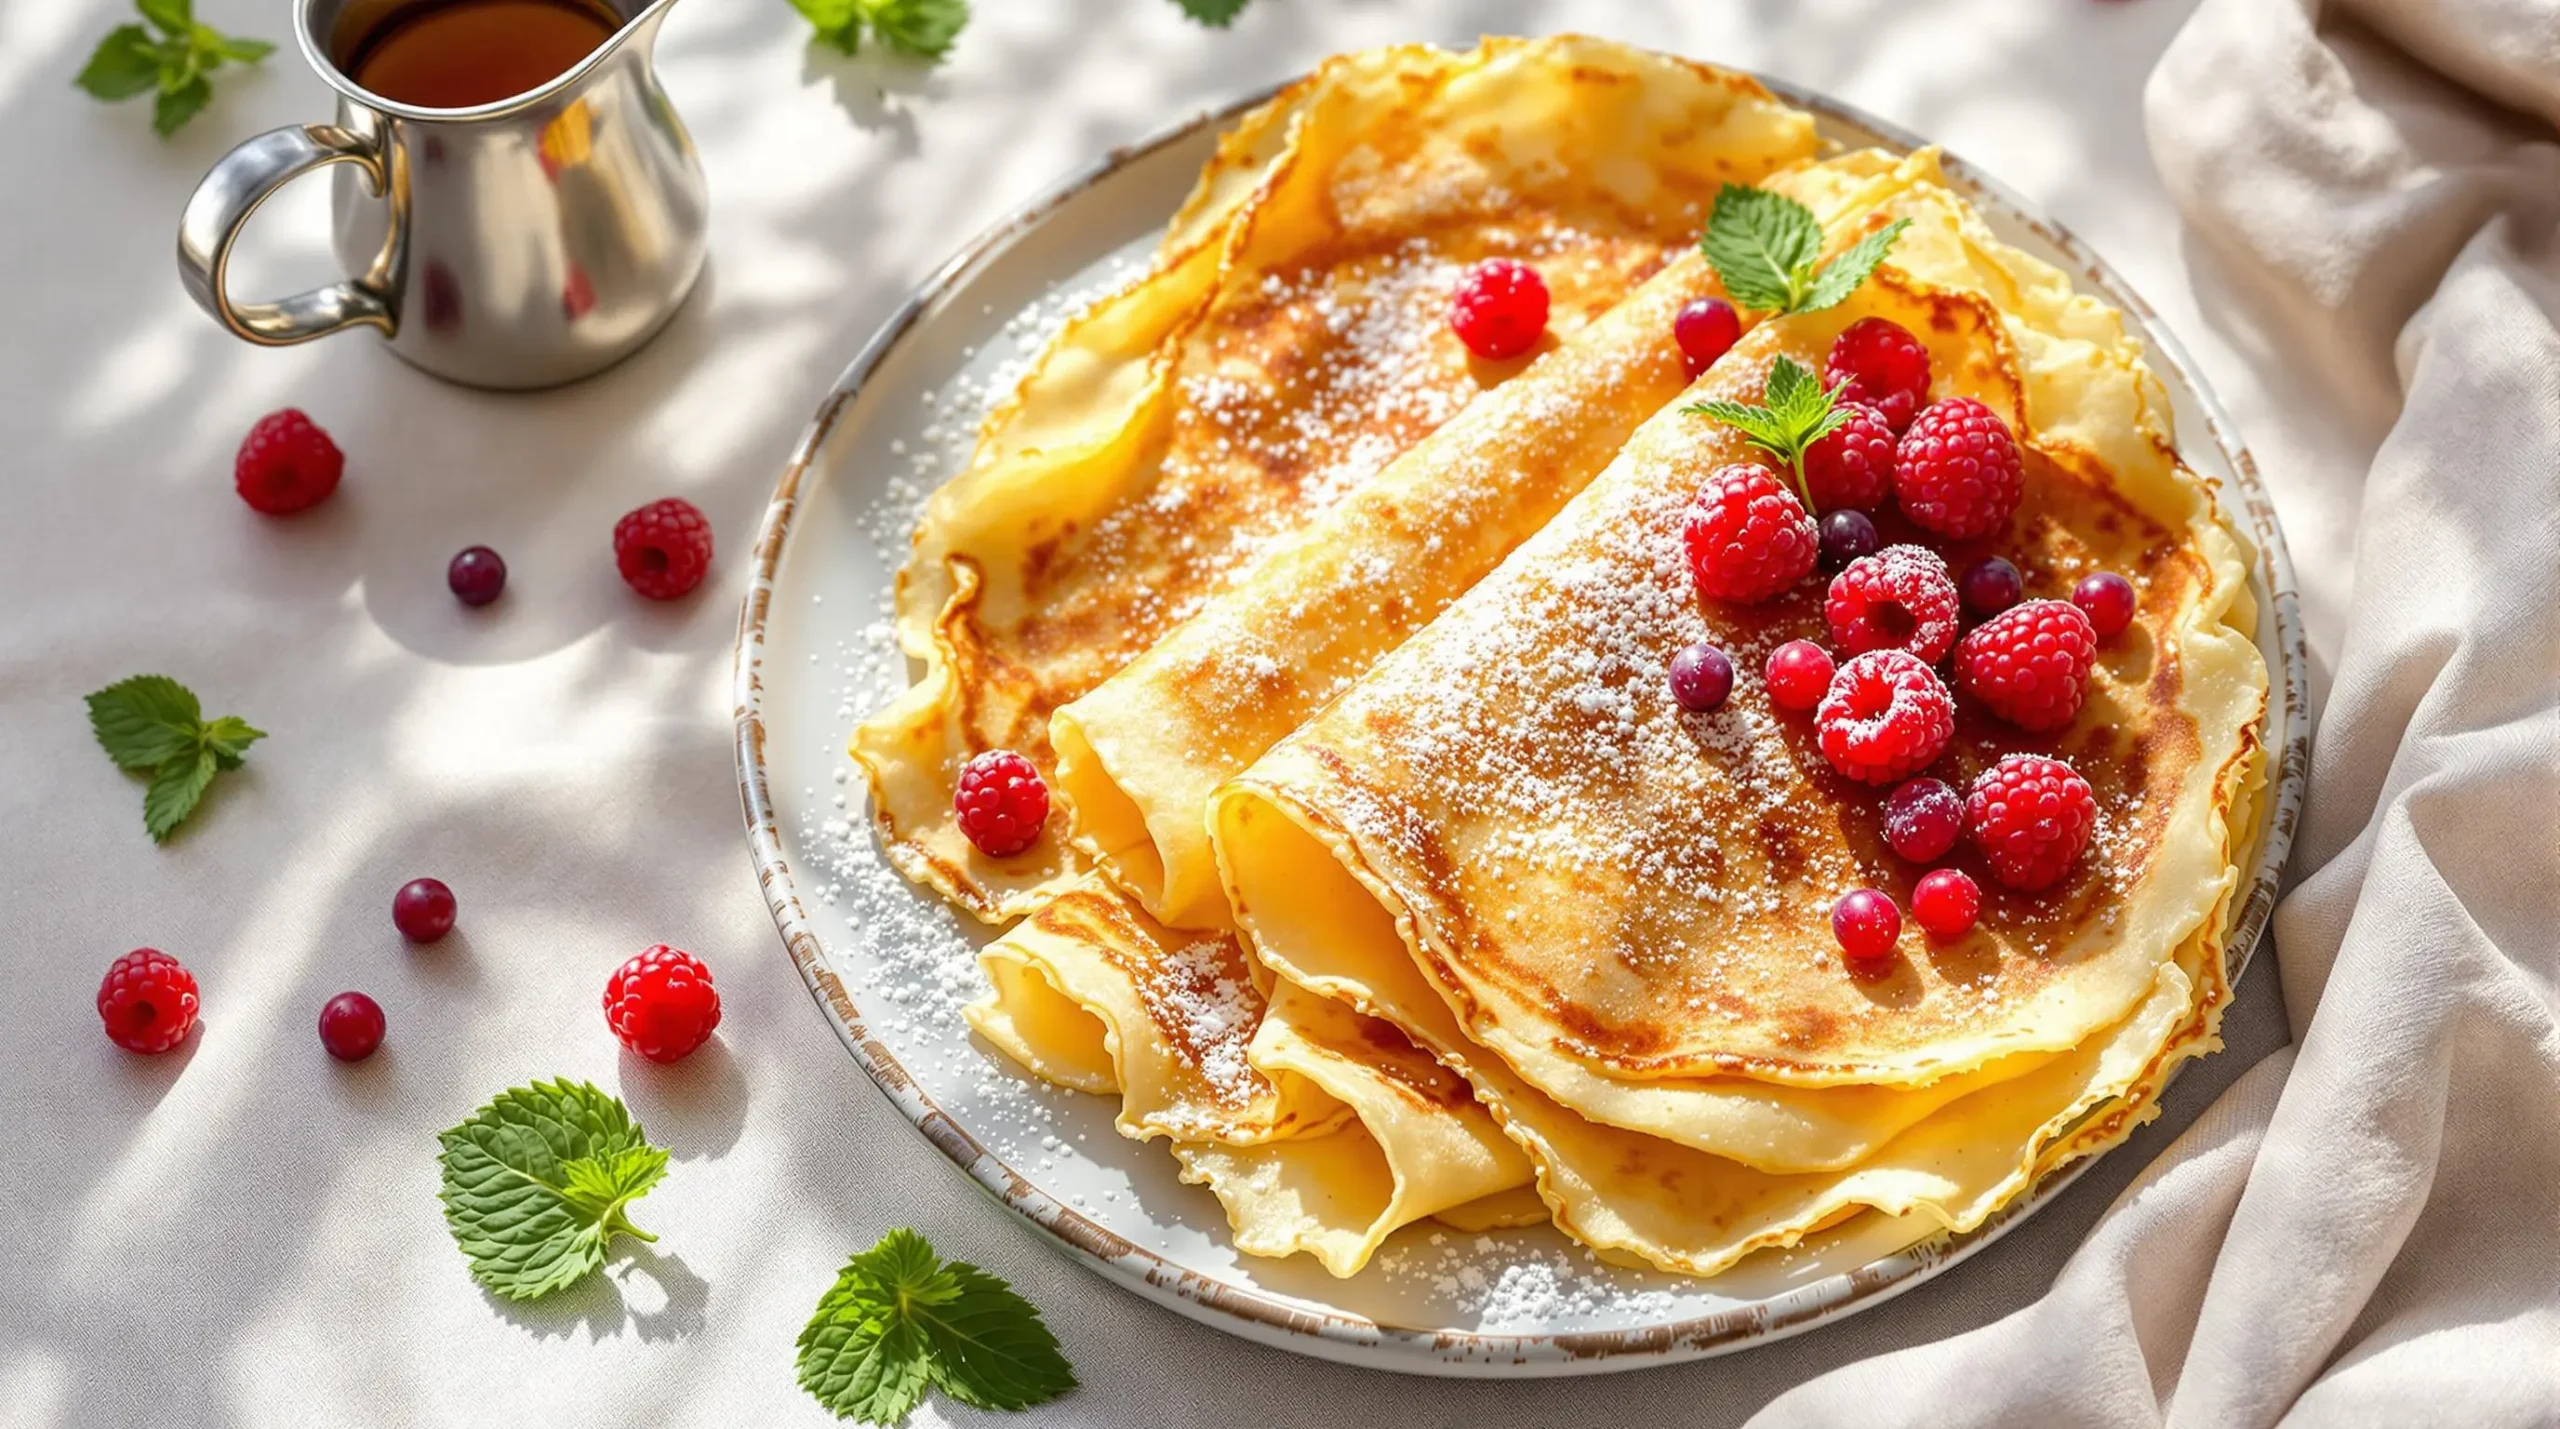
[{"x1": 850, "y1": 35, "x2": 2270, "y2": 1281}]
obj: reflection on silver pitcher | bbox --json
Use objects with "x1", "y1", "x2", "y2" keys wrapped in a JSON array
[{"x1": 176, "y1": 0, "x2": 706, "y2": 390}]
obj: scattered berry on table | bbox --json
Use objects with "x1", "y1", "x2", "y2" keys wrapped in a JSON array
[
  {"x1": 2073, "y1": 571, "x2": 2137, "y2": 638},
  {"x1": 1450, "y1": 258, "x2": 1549, "y2": 362},
  {"x1": 1882, "y1": 776, "x2": 1965, "y2": 862},
  {"x1": 604, "y1": 945, "x2": 723, "y2": 1064},
  {"x1": 1911, "y1": 868, "x2": 1982, "y2": 938},
  {"x1": 1816, "y1": 649, "x2": 1955, "y2": 785},
  {"x1": 318, "y1": 991, "x2": 386, "y2": 1062},
  {"x1": 1764, "y1": 640, "x2": 1836, "y2": 712},
  {"x1": 1957, "y1": 598, "x2": 2098, "y2": 732},
  {"x1": 1667, "y1": 642, "x2": 1735, "y2": 712},
  {"x1": 1968, "y1": 754, "x2": 2098, "y2": 891},
  {"x1": 954, "y1": 749, "x2": 1049, "y2": 858},
  {"x1": 1896, "y1": 397, "x2": 2023, "y2": 539},
  {"x1": 1825, "y1": 545, "x2": 1960, "y2": 663},
  {"x1": 1823, "y1": 318, "x2": 1931, "y2": 432},
  {"x1": 1960, "y1": 556, "x2": 2025, "y2": 618},
  {"x1": 393, "y1": 877, "x2": 457, "y2": 943},
  {"x1": 1819, "y1": 509, "x2": 1881, "y2": 571},
  {"x1": 447, "y1": 546, "x2": 507, "y2": 606},
  {"x1": 1802, "y1": 401, "x2": 1897, "y2": 511},
  {"x1": 614, "y1": 497, "x2": 714, "y2": 600},
  {"x1": 1832, "y1": 888, "x2": 1902, "y2": 961},
  {"x1": 1683, "y1": 463, "x2": 1817, "y2": 604},
  {"x1": 1673, "y1": 297, "x2": 1741, "y2": 376},
  {"x1": 97, "y1": 948, "x2": 199, "y2": 1054},
  {"x1": 234, "y1": 408, "x2": 344, "y2": 516}
]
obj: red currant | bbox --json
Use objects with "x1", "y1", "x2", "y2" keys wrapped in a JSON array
[
  {"x1": 393, "y1": 878, "x2": 456, "y2": 943},
  {"x1": 1673, "y1": 298, "x2": 1740, "y2": 376},
  {"x1": 1450, "y1": 259, "x2": 1549, "y2": 361},
  {"x1": 1764, "y1": 640, "x2": 1835, "y2": 712},
  {"x1": 1668, "y1": 642, "x2": 1735, "y2": 712},
  {"x1": 1882, "y1": 777, "x2": 1963, "y2": 862},
  {"x1": 2073, "y1": 571, "x2": 2136, "y2": 638},
  {"x1": 1912, "y1": 868, "x2": 1982, "y2": 938},
  {"x1": 318, "y1": 991, "x2": 386, "y2": 1061},
  {"x1": 1832, "y1": 888, "x2": 1902, "y2": 961},
  {"x1": 1960, "y1": 557, "x2": 2024, "y2": 618}
]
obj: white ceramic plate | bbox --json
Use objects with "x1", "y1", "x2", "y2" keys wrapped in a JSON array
[{"x1": 734, "y1": 77, "x2": 2310, "y2": 1376}]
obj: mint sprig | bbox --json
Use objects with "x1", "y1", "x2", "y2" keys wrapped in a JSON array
[
  {"x1": 1171, "y1": 0, "x2": 1252, "y2": 24},
  {"x1": 1701, "y1": 183, "x2": 1909, "y2": 316},
  {"x1": 790, "y1": 0, "x2": 968, "y2": 59},
  {"x1": 75, "y1": 0, "x2": 273, "y2": 136},
  {"x1": 1686, "y1": 355, "x2": 1855, "y2": 507},
  {"x1": 436, "y1": 1080, "x2": 670, "y2": 1302},
  {"x1": 86, "y1": 675, "x2": 265, "y2": 842},
  {"x1": 797, "y1": 1228, "x2": 1075, "y2": 1424}
]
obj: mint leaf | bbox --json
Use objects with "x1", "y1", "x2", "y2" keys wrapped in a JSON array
[
  {"x1": 211, "y1": 32, "x2": 273, "y2": 63},
  {"x1": 1702, "y1": 183, "x2": 1821, "y2": 313},
  {"x1": 200, "y1": 714, "x2": 266, "y2": 763},
  {"x1": 789, "y1": 0, "x2": 862, "y2": 51},
  {"x1": 151, "y1": 71, "x2": 209, "y2": 135},
  {"x1": 74, "y1": 25, "x2": 163, "y2": 99},
  {"x1": 1173, "y1": 0, "x2": 1251, "y2": 25},
  {"x1": 88, "y1": 675, "x2": 203, "y2": 770},
  {"x1": 1684, "y1": 355, "x2": 1853, "y2": 507},
  {"x1": 1799, "y1": 218, "x2": 1911, "y2": 314},
  {"x1": 857, "y1": 0, "x2": 967, "y2": 60},
  {"x1": 144, "y1": 749, "x2": 217, "y2": 844},
  {"x1": 436, "y1": 1080, "x2": 669, "y2": 1302},
  {"x1": 798, "y1": 1229, "x2": 1074, "y2": 1424},
  {"x1": 137, "y1": 0, "x2": 191, "y2": 38}
]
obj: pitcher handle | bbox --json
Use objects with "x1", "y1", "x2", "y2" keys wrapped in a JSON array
[{"x1": 177, "y1": 123, "x2": 398, "y2": 345}]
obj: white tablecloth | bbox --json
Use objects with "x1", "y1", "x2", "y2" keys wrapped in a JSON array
[{"x1": 0, "y1": 1, "x2": 2393, "y2": 1423}]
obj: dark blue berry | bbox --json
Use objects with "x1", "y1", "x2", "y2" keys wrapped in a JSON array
[
  {"x1": 1818, "y1": 509, "x2": 1880, "y2": 571},
  {"x1": 1960, "y1": 556, "x2": 2023, "y2": 617}
]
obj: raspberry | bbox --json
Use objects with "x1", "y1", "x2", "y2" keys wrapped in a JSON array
[
  {"x1": 1819, "y1": 509, "x2": 1880, "y2": 571},
  {"x1": 1911, "y1": 868, "x2": 1981, "y2": 938},
  {"x1": 1895, "y1": 398, "x2": 2023, "y2": 540},
  {"x1": 98, "y1": 948, "x2": 200, "y2": 1054},
  {"x1": 604, "y1": 945, "x2": 722, "y2": 1063},
  {"x1": 1882, "y1": 776, "x2": 1963, "y2": 862},
  {"x1": 1450, "y1": 258, "x2": 1549, "y2": 361},
  {"x1": 954, "y1": 749, "x2": 1050, "y2": 857},
  {"x1": 1801, "y1": 401, "x2": 1896, "y2": 511},
  {"x1": 1957, "y1": 599, "x2": 2098, "y2": 732},
  {"x1": 1967, "y1": 754, "x2": 2098, "y2": 891},
  {"x1": 448, "y1": 546, "x2": 506, "y2": 606},
  {"x1": 1667, "y1": 642, "x2": 1734, "y2": 713},
  {"x1": 1673, "y1": 298, "x2": 1741, "y2": 376},
  {"x1": 1823, "y1": 318, "x2": 1931, "y2": 432},
  {"x1": 2074, "y1": 571, "x2": 2137, "y2": 638},
  {"x1": 1824, "y1": 545, "x2": 1960, "y2": 663},
  {"x1": 614, "y1": 497, "x2": 714, "y2": 600},
  {"x1": 1816, "y1": 649, "x2": 1955, "y2": 785},
  {"x1": 1960, "y1": 556, "x2": 2025, "y2": 618},
  {"x1": 1764, "y1": 640, "x2": 1835, "y2": 712},
  {"x1": 318, "y1": 991, "x2": 385, "y2": 1062},
  {"x1": 233, "y1": 408, "x2": 343, "y2": 515},
  {"x1": 1682, "y1": 463, "x2": 1817, "y2": 604},
  {"x1": 393, "y1": 877, "x2": 457, "y2": 943},
  {"x1": 1832, "y1": 888, "x2": 1902, "y2": 962}
]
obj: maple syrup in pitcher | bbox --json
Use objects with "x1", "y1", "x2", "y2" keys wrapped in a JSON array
[{"x1": 341, "y1": 0, "x2": 620, "y2": 107}]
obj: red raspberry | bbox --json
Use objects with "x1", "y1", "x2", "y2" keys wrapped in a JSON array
[
  {"x1": 2074, "y1": 571, "x2": 2137, "y2": 638},
  {"x1": 98, "y1": 948, "x2": 200, "y2": 1054},
  {"x1": 233, "y1": 408, "x2": 343, "y2": 515},
  {"x1": 1832, "y1": 888, "x2": 1902, "y2": 961},
  {"x1": 1450, "y1": 258, "x2": 1549, "y2": 361},
  {"x1": 1823, "y1": 318, "x2": 1931, "y2": 432},
  {"x1": 1816, "y1": 650, "x2": 1954, "y2": 785},
  {"x1": 1674, "y1": 298, "x2": 1741, "y2": 376},
  {"x1": 1683, "y1": 463, "x2": 1817, "y2": 605},
  {"x1": 1967, "y1": 754, "x2": 2098, "y2": 891},
  {"x1": 604, "y1": 945, "x2": 723, "y2": 1063},
  {"x1": 614, "y1": 497, "x2": 715, "y2": 600},
  {"x1": 1895, "y1": 398, "x2": 2023, "y2": 540},
  {"x1": 1824, "y1": 545, "x2": 1960, "y2": 664},
  {"x1": 954, "y1": 749, "x2": 1050, "y2": 857},
  {"x1": 1882, "y1": 776, "x2": 1964, "y2": 862},
  {"x1": 1801, "y1": 401, "x2": 1896, "y2": 511},
  {"x1": 1957, "y1": 599, "x2": 2098, "y2": 732},
  {"x1": 1764, "y1": 640, "x2": 1835, "y2": 712},
  {"x1": 1911, "y1": 868, "x2": 1982, "y2": 938}
]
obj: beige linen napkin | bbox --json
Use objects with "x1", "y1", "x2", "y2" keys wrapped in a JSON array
[{"x1": 1749, "y1": 1, "x2": 2560, "y2": 1423}]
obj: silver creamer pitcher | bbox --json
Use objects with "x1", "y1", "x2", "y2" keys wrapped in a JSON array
[{"x1": 177, "y1": 0, "x2": 705, "y2": 390}]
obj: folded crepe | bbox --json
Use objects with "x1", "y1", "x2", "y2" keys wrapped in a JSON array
[
  {"x1": 850, "y1": 34, "x2": 1822, "y2": 923},
  {"x1": 1210, "y1": 167, "x2": 2268, "y2": 1274}
]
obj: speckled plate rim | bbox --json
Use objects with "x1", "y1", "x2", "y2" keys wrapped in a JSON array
[{"x1": 733, "y1": 70, "x2": 2311, "y2": 1376}]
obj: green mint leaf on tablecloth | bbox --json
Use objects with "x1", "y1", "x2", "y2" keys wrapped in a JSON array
[
  {"x1": 74, "y1": 25, "x2": 164, "y2": 100},
  {"x1": 136, "y1": 0, "x2": 192, "y2": 37},
  {"x1": 1685, "y1": 355, "x2": 1853, "y2": 507},
  {"x1": 200, "y1": 714, "x2": 267, "y2": 766},
  {"x1": 1172, "y1": 0, "x2": 1252, "y2": 26},
  {"x1": 88, "y1": 675, "x2": 204, "y2": 770},
  {"x1": 857, "y1": 0, "x2": 968, "y2": 61},
  {"x1": 797, "y1": 1228, "x2": 1074, "y2": 1424},
  {"x1": 152, "y1": 70, "x2": 209, "y2": 134},
  {"x1": 790, "y1": 0, "x2": 864, "y2": 53},
  {"x1": 1702, "y1": 183, "x2": 1823, "y2": 312},
  {"x1": 1798, "y1": 218, "x2": 1911, "y2": 314},
  {"x1": 436, "y1": 1080, "x2": 669, "y2": 1302},
  {"x1": 143, "y1": 749, "x2": 217, "y2": 843},
  {"x1": 210, "y1": 32, "x2": 274, "y2": 63}
]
